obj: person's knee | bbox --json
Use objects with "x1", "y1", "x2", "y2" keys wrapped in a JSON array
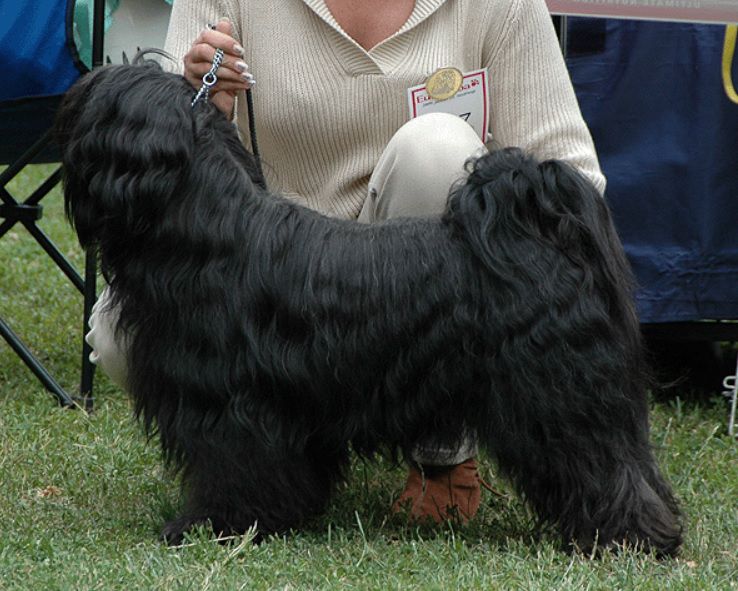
[
  {"x1": 391, "y1": 112, "x2": 484, "y2": 161},
  {"x1": 366, "y1": 113, "x2": 486, "y2": 220}
]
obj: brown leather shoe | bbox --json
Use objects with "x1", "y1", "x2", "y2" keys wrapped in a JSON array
[{"x1": 392, "y1": 457, "x2": 482, "y2": 524}]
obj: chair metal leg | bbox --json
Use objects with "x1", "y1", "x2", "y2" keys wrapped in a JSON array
[
  {"x1": 1, "y1": 134, "x2": 93, "y2": 408},
  {"x1": 79, "y1": 248, "x2": 97, "y2": 411},
  {"x1": 0, "y1": 316, "x2": 75, "y2": 406}
]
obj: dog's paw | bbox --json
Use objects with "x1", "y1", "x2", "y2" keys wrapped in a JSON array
[
  {"x1": 160, "y1": 515, "x2": 214, "y2": 546},
  {"x1": 160, "y1": 515, "x2": 260, "y2": 546}
]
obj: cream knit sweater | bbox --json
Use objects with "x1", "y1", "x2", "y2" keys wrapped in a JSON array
[{"x1": 164, "y1": 0, "x2": 605, "y2": 219}]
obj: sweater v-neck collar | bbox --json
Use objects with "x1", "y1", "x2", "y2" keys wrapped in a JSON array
[{"x1": 300, "y1": 0, "x2": 449, "y2": 74}]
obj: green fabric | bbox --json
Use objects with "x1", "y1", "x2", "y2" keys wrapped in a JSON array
[
  {"x1": 73, "y1": 0, "x2": 173, "y2": 67},
  {"x1": 73, "y1": 0, "x2": 120, "y2": 68}
]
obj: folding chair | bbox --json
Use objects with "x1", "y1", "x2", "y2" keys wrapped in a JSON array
[{"x1": 0, "y1": 0, "x2": 105, "y2": 409}]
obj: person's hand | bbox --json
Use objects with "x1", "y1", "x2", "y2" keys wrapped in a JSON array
[{"x1": 183, "y1": 18, "x2": 254, "y2": 115}]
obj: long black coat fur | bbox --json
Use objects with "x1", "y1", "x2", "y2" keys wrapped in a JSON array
[{"x1": 56, "y1": 63, "x2": 682, "y2": 556}]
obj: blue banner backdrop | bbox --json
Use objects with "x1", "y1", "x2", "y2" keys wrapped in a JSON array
[{"x1": 567, "y1": 18, "x2": 738, "y2": 323}]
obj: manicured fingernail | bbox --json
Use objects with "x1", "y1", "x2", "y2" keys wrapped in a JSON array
[
  {"x1": 218, "y1": 17, "x2": 231, "y2": 24},
  {"x1": 235, "y1": 61, "x2": 249, "y2": 72},
  {"x1": 242, "y1": 73, "x2": 255, "y2": 83},
  {"x1": 234, "y1": 44, "x2": 244, "y2": 56}
]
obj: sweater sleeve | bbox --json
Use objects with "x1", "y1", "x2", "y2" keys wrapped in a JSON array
[
  {"x1": 483, "y1": 0, "x2": 606, "y2": 194},
  {"x1": 163, "y1": 0, "x2": 243, "y2": 74}
]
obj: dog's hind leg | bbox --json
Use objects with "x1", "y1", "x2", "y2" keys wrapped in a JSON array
[
  {"x1": 558, "y1": 442, "x2": 683, "y2": 557},
  {"x1": 160, "y1": 424, "x2": 348, "y2": 545},
  {"x1": 477, "y1": 380, "x2": 682, "y2": 557}
]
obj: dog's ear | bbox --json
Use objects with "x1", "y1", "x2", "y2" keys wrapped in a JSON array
[{"x1": 57, "y1": 64, "x2": 195, "y2": 249}]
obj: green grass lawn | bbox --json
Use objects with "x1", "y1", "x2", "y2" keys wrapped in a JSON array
[{"x1": 1, "y1": 165, "x2": 737, "y2": 590}]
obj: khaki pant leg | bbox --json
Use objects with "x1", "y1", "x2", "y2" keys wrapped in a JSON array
[{"x1": 86, "y1": 286, "x2": 129, "y2": 390}]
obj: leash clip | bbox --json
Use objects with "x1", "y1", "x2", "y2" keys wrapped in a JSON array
[{"x1": 192, "y1": 48, "x2": 225, "y2": 108}]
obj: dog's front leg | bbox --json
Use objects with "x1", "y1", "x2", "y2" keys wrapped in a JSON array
[{"x1": 160, "y1": 422, "x2": 348, "y2": 545}]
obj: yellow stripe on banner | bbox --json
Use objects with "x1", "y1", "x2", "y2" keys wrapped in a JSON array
[{"x1": 723, "y1": 25, "x2": 738, "y2": 104}]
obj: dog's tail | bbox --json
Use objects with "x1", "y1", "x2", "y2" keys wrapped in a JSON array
[{"x1": 444, "y1": 147, "x2": 636, "y2": 324}]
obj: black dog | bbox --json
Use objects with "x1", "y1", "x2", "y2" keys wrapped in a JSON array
[{"x1": 56, "y1": 63, "x2": 682, "y2": 556}]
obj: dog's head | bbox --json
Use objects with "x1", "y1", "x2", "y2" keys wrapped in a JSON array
[
  {"x1": 55, "y1": 62, "x2": 261, "y2": 257},
  {"x1": 56, "y1": 63, "x2": 194, "y2": 248}
]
